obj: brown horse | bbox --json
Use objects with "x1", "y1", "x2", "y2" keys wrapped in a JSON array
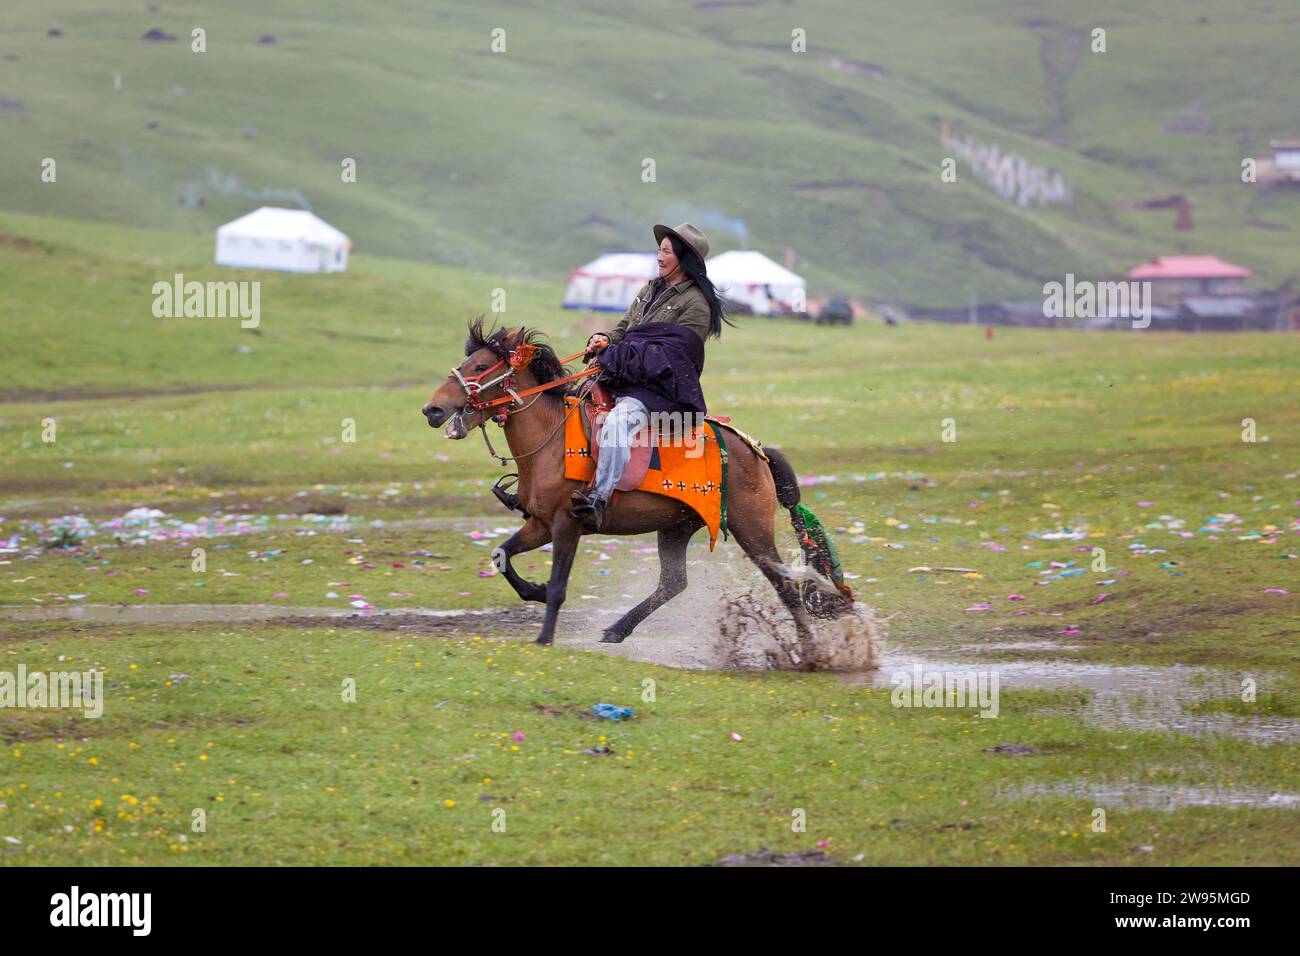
[{"x1": 422, "y1": 319, "x2": 838, "y2": 666}]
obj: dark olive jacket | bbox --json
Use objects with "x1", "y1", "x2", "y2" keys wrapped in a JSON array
[{"x1": 603, "y1": 277, "x2": 711, "y2": 345}]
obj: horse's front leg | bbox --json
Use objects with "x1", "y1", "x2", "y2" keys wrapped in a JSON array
[
  {"x1": 601, "y1": 522, "x2": 694, "y2": 643},
  {"x1": 535, "y1": 512, "x2": 582, "y2": 646},
  {"x1": 492, "y1": 517, "x2": 551, "y2": 603}
]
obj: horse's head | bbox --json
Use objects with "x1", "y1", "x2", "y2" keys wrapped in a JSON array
[{"x1": 422, "y1": 317, "x2": 569, "y2": 439}]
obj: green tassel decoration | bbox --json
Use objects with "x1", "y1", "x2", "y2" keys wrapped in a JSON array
[{"x1": 794, "y1": 503, "x2": 844, "y2": 586}]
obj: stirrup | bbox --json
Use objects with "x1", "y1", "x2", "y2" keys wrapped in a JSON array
[{"x1": 492, "y1": 473, "x2": 530, "y2": 518}]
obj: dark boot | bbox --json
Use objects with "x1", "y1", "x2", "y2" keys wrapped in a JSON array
[
  {"x1": 494, "y1": 486, "x2": 524, "y2": 514},
  {"x1": 569, "y1": 490, "x2": 606, "y2": 533},
  {"x1": 491, "y1": 473, "x2": 530, "y2": 518}
]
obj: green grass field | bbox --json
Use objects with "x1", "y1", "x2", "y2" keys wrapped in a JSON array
[
  {"x1": 1, "y1": 212, "x2": 1297, "y2": 865},
  {"x1": 2, "y1": 1, "x2": 1299, "y2": 305}
]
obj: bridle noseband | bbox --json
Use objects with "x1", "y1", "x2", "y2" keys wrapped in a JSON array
[{"x1": 443, "y1": 341, "x2": 600, "y2": 463}]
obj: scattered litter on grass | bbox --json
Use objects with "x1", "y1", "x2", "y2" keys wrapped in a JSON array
[
  {"x1": 5, "y1": 507, "x2": 356, "y2": 555},
  {"x1": 591, "y1": 703, "x2": 635, "y2": 721}
]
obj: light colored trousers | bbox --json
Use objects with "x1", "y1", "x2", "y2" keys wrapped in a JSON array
[{"x1": 593, "y1": 395, "x2": 649, "y2": 499}]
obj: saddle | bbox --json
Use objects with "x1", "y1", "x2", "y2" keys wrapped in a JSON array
[
  {"x1": 562, "y1": 377, "x2": 772, "y2": 551},
  {"x1": 573, "y1": 376, "x2": 730, "y2": 492}
]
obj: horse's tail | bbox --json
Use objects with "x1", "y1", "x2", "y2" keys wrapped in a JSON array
[
  {"x1": 764, "y1": 446, "x2": 802, "y2": 510},
  {"x1": 764, "y1": 447, "x2": 855, "y2": 616}
]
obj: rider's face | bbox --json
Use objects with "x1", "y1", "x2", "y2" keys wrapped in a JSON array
[{"x1": 657, "y1": 238, "x2": 680, "y2": 281}]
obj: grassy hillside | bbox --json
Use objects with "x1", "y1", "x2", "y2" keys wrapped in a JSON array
[{"x1": 1, "y1": 1, "x2": 1297, "y2": 306}]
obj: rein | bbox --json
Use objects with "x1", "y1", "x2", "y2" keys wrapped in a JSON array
[{"x1": 478, "y1": 392, "x2": 585, "y2": 466}]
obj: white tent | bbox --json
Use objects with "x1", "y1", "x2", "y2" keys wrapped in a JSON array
[
  {"x1": 562, "y1": 253, "x2": 657, "y2": 312},
  {"x1": 705, "y1": 250, "x2": 806, "y2": 315},
  {"x1": 215, "y1": 207, "x2": 350, "y2": 273}
]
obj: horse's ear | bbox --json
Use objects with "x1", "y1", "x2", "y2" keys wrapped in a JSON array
[{"x1": 465, "y1": 314, "x2": 492, "y2": 356}]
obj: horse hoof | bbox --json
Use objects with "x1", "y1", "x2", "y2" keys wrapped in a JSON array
[
  {"x1": 599, "y1": 631, "x2": 626, "y2": 644},
  {"x1": 535, "y1": 637, "x2": 553, "y2": 647}
]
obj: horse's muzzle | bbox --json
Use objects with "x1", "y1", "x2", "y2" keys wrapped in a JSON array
[{"x1": 424, "y1": 404, "x2": 470, "y2": 439}]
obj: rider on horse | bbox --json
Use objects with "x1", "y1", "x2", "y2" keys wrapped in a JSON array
[{"x1": 570, "y1": 222, "x2": 730, "y2": 532}]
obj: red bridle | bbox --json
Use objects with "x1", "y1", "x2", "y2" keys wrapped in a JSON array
[{"x1": 447, "y1": 344, "x2": 600, "y2": 425}]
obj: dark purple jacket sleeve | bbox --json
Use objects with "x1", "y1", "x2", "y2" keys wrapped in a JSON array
[{"x1": 594, "y1": 322, "x2": 707, "y2": 416}]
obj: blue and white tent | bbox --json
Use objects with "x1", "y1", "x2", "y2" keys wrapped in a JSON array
[{"x1": 562, "y1": 253, "x2": 657, "y2": 313}]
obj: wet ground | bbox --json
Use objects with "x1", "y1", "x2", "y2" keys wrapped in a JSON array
[
  {"x1": 1003, "y1": 782, "x2": 1299, "y2": 811},
  {"x1": 849, "y1": 652, "x2": 1300, "y2": 744},
  {"x1": 5, "y1": 594, "x2": 1297, "y2": 744}
]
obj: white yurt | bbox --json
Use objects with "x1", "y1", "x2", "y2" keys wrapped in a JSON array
[
  {"x1": 705, "y1": 250, "x2": 806, "y2": 315},
  {"x1": 215, "y1": 207, "x2": 351, "y2": 273},
  {"x1": 562, "y1": 253, "x2": 658, "y2": 312}
]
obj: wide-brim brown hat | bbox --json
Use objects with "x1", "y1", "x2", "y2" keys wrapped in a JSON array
[{"x1": 653, "y1": 222, "x2": 710, "y2": 262}]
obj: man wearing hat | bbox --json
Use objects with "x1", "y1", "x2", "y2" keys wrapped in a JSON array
[{"x1": 572, "y1": 222, "x2": 731, "y2": 532}]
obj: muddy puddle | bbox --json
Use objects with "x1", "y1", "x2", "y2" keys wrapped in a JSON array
[
  {"x1": 1004, "y1": 782, "x2": 1299, "y2": 811},
  {"x1": 849, "y1": 652, "x2": 1300, "y2": 744},
  {"x1": 1, "y1": 602, "x2": 545, "y2": 635},
  {"x1": 0, "y1": 601, "x2": 777, "y2": 670}
]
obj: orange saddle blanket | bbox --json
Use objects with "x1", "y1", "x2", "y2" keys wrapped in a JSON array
[{"x1": 563, "y1": 395, "x2": 730, "y2": 550}]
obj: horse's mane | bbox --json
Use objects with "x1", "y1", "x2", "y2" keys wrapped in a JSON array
[{"x1": 464, "y1": 316, "x2": 571, "y2": 394}]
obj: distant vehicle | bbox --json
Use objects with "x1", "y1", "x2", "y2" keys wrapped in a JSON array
[{"x1": 815, "y1": 297, "x2": 854, "y2": 326}]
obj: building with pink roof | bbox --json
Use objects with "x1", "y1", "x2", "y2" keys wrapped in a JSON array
[{"x1": 1128, "y1": 255, "x2": 1251, "y2": 308}]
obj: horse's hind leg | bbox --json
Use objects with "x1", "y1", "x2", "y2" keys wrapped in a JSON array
[
  {"x1": 600, "y1": 522, "x2": 696, "y2": 644},
  {"x1": 727, "y1": 502, "x2": 819, "y2": 670},
  {"x1": 492, "y1": 517, "x2": 550, "y2": 603}
]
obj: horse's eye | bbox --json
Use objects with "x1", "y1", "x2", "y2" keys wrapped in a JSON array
[{"x1": 475, "y1": 364, "x2": 487, "y2": 372}]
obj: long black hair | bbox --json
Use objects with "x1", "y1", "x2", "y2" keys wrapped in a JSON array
[{"x1": 667, "y1": 234, "x2": 736, "y2": 340}]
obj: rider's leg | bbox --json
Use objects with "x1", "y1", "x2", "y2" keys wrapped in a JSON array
[{"x1": 592, "y1": 395, "x2": 648, "y2": 501}]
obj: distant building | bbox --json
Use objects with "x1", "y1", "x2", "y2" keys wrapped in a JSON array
[
  {"x1": 1176, "y1": 296, "x2": 1260, "y2": 332},
  {"x1": 1273, "y1": 141, "x2": 1300, "y2": 171},
  {"x1": 899, "y1": 250, "x2": 1294, "y2": 332},
  {"x1": 1253, "y1": 140, "x2": 1300, "y2": 187},
  {"x1": 1127, "y1": 255, "x2": 1251, "y2": 310},
  {"x1": 901, "y1": 300, "x2": 1177, "y2": 330}
]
